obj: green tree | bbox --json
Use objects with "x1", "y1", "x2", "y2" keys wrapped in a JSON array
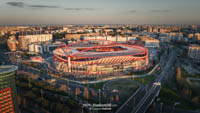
[
  {"x1": 43, "y1": 99, "x2": 49, "y2": 109},
  {"x1": 0, "y1": 35, "x2": 9, "y2": 51},
  {"x1": 56, "y1": 103, "x2": 64, "y2": 113},
  {"x1": 50, "y1": 102, "x2": 56, "y2": 112},
  {"x1": 62, "y1": 106, "x2": 70, "y2": 113}
]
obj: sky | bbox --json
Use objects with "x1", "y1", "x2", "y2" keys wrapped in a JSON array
[{"x1": 0, "y1": 0, "x2": 200, "y2": 25}]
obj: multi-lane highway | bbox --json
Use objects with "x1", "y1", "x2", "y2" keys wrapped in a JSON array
[
  {"x1": 132, "y1": 49, "x2": 177, "y2": 113},
  {"x1": 116, "y1": 49, "x2": 177, "y2": 113},
  {"x1": 133, "y1": 85, "x2": 161, "y2": 113}
]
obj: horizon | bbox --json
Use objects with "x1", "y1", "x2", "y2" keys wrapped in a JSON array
[
  {"x1": 0, "y1": 24, "x2": 200, "y2": 26},
  {"x1": 0, "y1": 0, "x2": 200, "y2": 25}
]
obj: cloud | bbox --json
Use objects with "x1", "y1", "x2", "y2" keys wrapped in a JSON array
[
  {"x1": 129, "y1": 10, "x2": 137, "y2": 13},
  {"x1": 6, "y1": 2, "x2": 24, "y2": 8},
  {"x1": 28, "y1": 5, "x2": 59, "y2": 8},
  {"x1": 150, "y1": 10, "x2": 172, "y2": 13},
  {"x1": 6, "y1": 2, "x2": 59, "y2": 9},
  {"x1": 64, "y1": 8, "x2": 95, "y2": 11}
]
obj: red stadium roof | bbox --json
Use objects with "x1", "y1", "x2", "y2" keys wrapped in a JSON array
[{"x1": 53, "y1": 39, "x2": 148, "y2": 59}]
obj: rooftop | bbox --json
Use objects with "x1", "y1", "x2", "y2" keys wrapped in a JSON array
[{"x1": 0, "y1": 65, "x2": 18, "y2": 75}]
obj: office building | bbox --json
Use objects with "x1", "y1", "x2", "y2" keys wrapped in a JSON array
[
  {"x1": 188, "y1": 44, "x2": 200, "y2": 61},
  {"x1": 0, "y1": 65, "x2": 18, "y2": 113},
  {"x1": 19, "y1": 34, "x2": 52, "y2": 50},
  {"x1": 7, "y1": 36, "x2": 18, "y2": 52}
]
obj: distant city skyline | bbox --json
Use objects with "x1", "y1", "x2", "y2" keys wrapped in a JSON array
[{"x1": 0, "y1": 0, "x2": 200, "y2": 25}]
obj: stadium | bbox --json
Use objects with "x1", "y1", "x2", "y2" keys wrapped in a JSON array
[{"x1": 53, "y1": 39, "x2": 149, "y2": 77}]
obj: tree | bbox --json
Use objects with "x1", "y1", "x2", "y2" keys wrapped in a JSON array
[
  {"x1": 62, "y1": 106, "x2": 70, "y2": 113},
  {"x1": 75, "y1": 88, "x2": 80, "y2": 96},
  {"x1": 56, "y1": 103, "x2": 64, "y2": 113},
  {"x1": 0, "y1": 35, "x2": 9, "y2": 51},
  {"x1": 111, "y1": 96, "x2": 114, "y2": 102},
  {"x1": 176, "y1": 66, "x2": 182, "y2": 81},
  {"x1": 23, "y1": 98, "x2": 27, "y2": 108},
  {"x1": 43, "y1": 99, "x2": 49, "y2": 109},
  {"x1": 116, "y1": 95, "x2": 119, "y2": 103},
  {"x1": 192, "y1": 96, "x2": 199, "y2": 105},
  {"x1": 92, "y1": 89, "x2": 97, "y2": 97},
  {"x1": 182, "y1": 88, "x2": 190, "y2": 98},
  {"x1": 84, "y1": 87, "x2": 89, "y2": 100},
  {"x1": 24, "y1": 91, "x2": 36, "y2": 99},
  {"x1": 59, "y1": 84, "x2": 68, "y2": 93},
  {"x1": 17, "y1": 95, "x2": 21, "y2": 105},
  {"x1": 53, "y1": 33, "x2": 65, "y2": 41},
  {"x1": 50, "y1": 102, "x2": 56, "y2": 112}
]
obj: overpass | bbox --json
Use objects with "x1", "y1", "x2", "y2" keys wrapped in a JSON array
[{"x1": 116, "y1": 49, "x2": 177, "y2": 113}]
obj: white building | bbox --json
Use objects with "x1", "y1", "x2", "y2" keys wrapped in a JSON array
[
  {"x1": 195, "y1": 33, "x2": 200, "y2": 41},
  {"x1": 144, "y1": 40, "x2": 160, "y2": 48},
  {"x1": 28, "y1": 41, "x2": 61, "y2": 54},
  {"x1": 188, "y1": 44, "x2": 200, "y2": 60},
  {"x1": 28, "y1": 43, "x2": 43, "y2": 54},
  {"x1": 83, "y1": 36, "x2": 136, "y2": 43},
  {"x1": 159, "y1": 36, "x2": 171, "y2": 43},
  {"x1": 19, "y1": 34, "x2": 52, "y2": 50}
]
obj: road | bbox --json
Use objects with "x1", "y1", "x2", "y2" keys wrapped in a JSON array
[
  {"x1": 116, "y1": 48, "x2": 177, "y2": 113},
  {"x1": 132, "y1": 49, "x2": 177, "y2": 113},
  {"x1": 4, "y1": 48, "x2": 177, "y2": 113},
  {"x1": 134, "y1": 85, "x2": 161, "y2": 113}
]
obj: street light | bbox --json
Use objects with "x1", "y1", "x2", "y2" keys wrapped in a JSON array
[
  {"x1": 81, "y1": 106, "x2": 84, "y2": 113},
  {"x1": 171, "y1": 102, "x2": 180, "y2": 113},
  {"x1": 133, "y1": 97, "x2": 136, "y2": 110},
  {"x1": 40, "y1": 89, "x2": 44, "y2": 103},
  {"x1": 99, "y1": 89, "x2": 101, "y2": 104},
  {"x1": 160, "y1": 102, "x2": 163, "y2": 113},
  {"x1": 28, "y1": 76, "x2": 31, "y2": 88}
]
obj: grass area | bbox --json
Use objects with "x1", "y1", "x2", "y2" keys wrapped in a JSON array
[
  {"x1": 178, "y1": 66, "x2": 200, "y2": 100},
  {"x1": 189, "y1": 75, "x2": 200, "y2": 79},
  {"x1": 129, "y1": 64, "x2": 160, "y2": 85},
  {"x1": 188, "y1": 79, "x2": 200, "y2": 87},
  {"x1": 133, "y1": 68, "x2": 160, "y2": 85},
  {"x1": 177, "y1": 66, "x2": 200, "y2": 94},
  {"x1": 158, "y1": 64, "x2": 200, "y2": 110},
  {"x1": 133, "y1": 75, "x2": 155, "y2": 85},
  {"x1": 158, "y1": 86, "x2": 199, "y2": 110},
  {"x1": 159, "y1": 86, "x2": 182, "y2": 104},
  {"x1": 131, "y1": 65, "x2": 155, "y2": 75},
  {"x1": 83, "y1": 81, "x2": 107, "y2": 90},
  {"x1": 106, "y1": 80, "x2": 139, "y2": 99}
]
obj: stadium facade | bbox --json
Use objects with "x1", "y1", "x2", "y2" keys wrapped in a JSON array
[{"x1": 53, "y1": 39, "x2": 149, "y2": 76}]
